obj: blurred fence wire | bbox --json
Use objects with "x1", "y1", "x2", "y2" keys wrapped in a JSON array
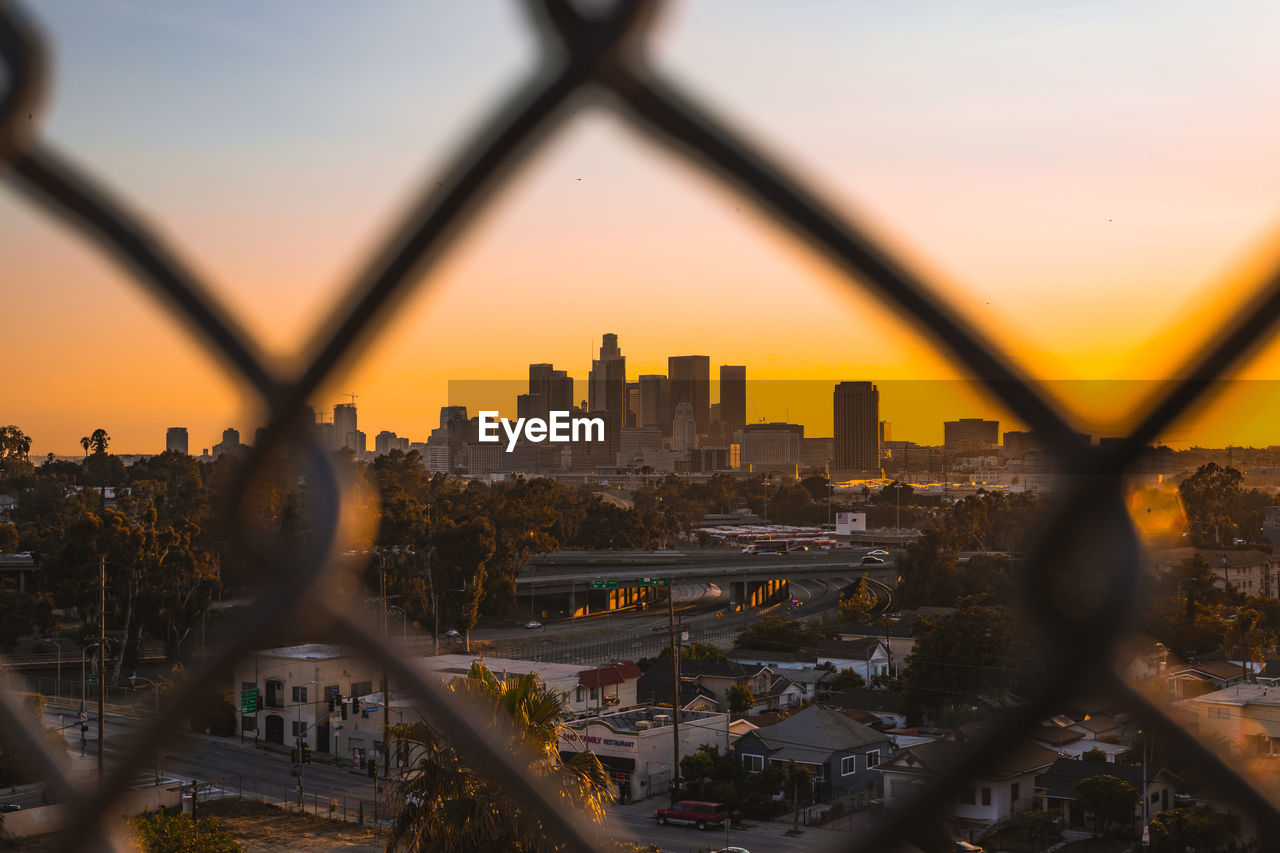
[{"x1": 5, "y1": 1, "x2": 1280, "y2": 851}]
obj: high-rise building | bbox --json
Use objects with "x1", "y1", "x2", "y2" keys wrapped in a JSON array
[
  {"x1": 668, "y1": 355, "x2": 711, "y2": 435},
  {"x1": 737, "y1": 422, "x2": 804, "y2": 470},
  {"x1": 719, "y1": 365, "x2": 746, "y2": 432},
  {"x1": 672, "y1": 401, "x2": 697, "y2": 453},
  {"x1": 165, "y1": 427, "x2": 188, "y2": 455},
  {"x1": 625, "y1": 382, "x2": 639, "y2": 428},
  {"x1": 528, "y1": 363, "x2": 573, "y2": 419},
  {"x1": 212, "y1": 427, "x2": 241, "y2": 459},
  {"x1": 439, "y1": 406, "x2": 467, "y2": 427},
  {"x1": 334, "y1": 403, "x2": 357, "y2": 448},
  {"x1": 944, "y1": 418, "x2": 999, "y2": 451},
  {"x1": 834, "y1": 381, "x2": 880, "y2": 474},
  {"x1": 375, "y1": 430, "x2": 410, "y2": 456},
  {"x1": 346, "y1": 429, "x2": 367, "y2": 454},
  {"x1": 588, "y1": 333, "x2": 627, "y2": 424},
  {"x1": 638, "y1": 374, "x2": 670, "y2": 431}
]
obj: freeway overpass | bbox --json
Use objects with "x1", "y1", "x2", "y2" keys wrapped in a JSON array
[{"x1": 516, "y1": 549, "x2": 896, "y2": 614}]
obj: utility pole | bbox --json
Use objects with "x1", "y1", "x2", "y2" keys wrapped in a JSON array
[
  {"x1": 98, "y1": 555, "x2": 105, "y2": 777},
  {"x1": 381, "y1": 552, "x2": 390, "y2": 781},
  {"x1": 667, "y1": 585, "x2": 681, "y2": 805}
]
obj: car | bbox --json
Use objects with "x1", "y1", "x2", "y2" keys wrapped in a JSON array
[
  {"x1": 712, "y1": 848, "x2": 751, "y2": 853},
  {"x1": 0, "y1": 804, "x2": 21, "y2": 813},
  {"x1": 955, "y1": 843, "x2": 984, "y2": 852},
  {"x1": 443, "y1": 629, "x2": 460, "y2": 638},
  {"x1": 860, "y1": 555, "x2": 885, "y2": 564},
  {"x1": 523, "y1": 621, "x2": 542, "y2": 629},
  {"x1": 868, "y1": 549, "x2": 889, "y2": 556},
  {"x1": 654, "y1": 800, "x2": 730, "y2": 830}
]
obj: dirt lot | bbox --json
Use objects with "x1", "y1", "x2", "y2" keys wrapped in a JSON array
[{"x1": 0, "y1": 800, "x2": 385, "y2": 852}]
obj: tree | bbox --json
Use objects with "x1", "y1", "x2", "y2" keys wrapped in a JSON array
[
  {"x1": 839, "y1": 577, "x2": 877, "y2": 624},
  {"x1": 1178, "y1": 462, "x2": 1260, "y2": 545},
  {"x1": 734, "y1": 615, "x2": 820, "y2": 652},
  {"x1": 1148, "y1": 805, "x2": 1234, "y2": 852},
  {"x1": 831, "y1": 668, "x2": 865, "y2": 690},
  {"x1": 88, "y1": 428, "x2": 110, "y2": 456},
  {"x1": 387, "y1": 663, "x2": 611, "y2": 852},
  {"x1": 902, "y1": 600, "x2": 1026, "y2": 724},
  {"x1": 130, "y1": 813, "x2": 242, "y2": 853},
  {"x1": 1081, "y1": 746, "x2": 1109, "y2": 763},
  {"x1": 0, "y1": 425, "x2": 32, "y2": 481},
  {"x1": 727, "y1": 683, "x2": 755, "y2": 714},
  {"x1": 1072, "y1": 774, "x2": 1137, "y2": 836},
  {"x1": 680, "y1": 750, "x2": 716, "y2": 799}
]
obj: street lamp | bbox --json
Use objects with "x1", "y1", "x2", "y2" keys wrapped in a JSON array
[
  {"x1": 49, "y1": 639, "x2": 63, "y2": 700},
  {"x1": 129, "y1": 674, "x2": 162, "y2": 785}
]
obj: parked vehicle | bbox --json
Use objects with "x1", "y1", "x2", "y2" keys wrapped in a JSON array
[
  {"x1": 654, "y1": 800, "x2": 730, "y2": 830},
  {"x1": 860, "y1": 555, "x2": 885, "y2": 564},
  {"x1": 444, "y1": 629, "x2": 460, "y2": 638},
  {"x1": 522, "y1": 620, "x2": 542, "y2": 629}
]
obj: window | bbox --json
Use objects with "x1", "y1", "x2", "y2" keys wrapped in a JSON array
[
  {"x1": 1011, "y1": 782, "x2": 1020, "y2": 803},
  {"x1": 589, "y1": 687, "x2": 598, "y2": 700},
  {"x1": 841, "y1": 755, "x2": 857, "y2": 775},
  {"x1": 743, "y1": 754, "x2": 764, "y2": 773},
  {"x1": 865, "y1": 749, "x2": 880, "y2": 768},
  {"x1": 265, "y1": 680, "x2": 283, "y2": 708},
  {"x1": 981, "y1": 787, "x2": 992, "y2": 806},
  {"x1": 241, "y1": 715, "x2": 256, "y2": 732},
  {"x1": 292, "y1": 685, "x2": 307, "y2": 703},
  {"x1": 1209, "y1": 706, "x2": 1231, "y2": 719},
  {"x1": 959, "y1": 787, "x2": 976, "y2": 805},
  {"x1": 292, "y1": 721, "x2": 307, "y2": 737},
  {"x1": 575, "y1": 687, "x2": 585, "y2": 703},
  {"x1": 241, "y1": 680, "x2": 256, "y2": 691}
]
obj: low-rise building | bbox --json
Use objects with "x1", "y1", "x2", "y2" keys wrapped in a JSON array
[
  {"x1": 733, "y1": 705, "x2": 896, "y2": 806},
  {"x1": 1035, "y1": 757, "x2": 1177, "y2": 832},
  {"x1": 558, "y1": 707, "x2": 729, "y2": 803},
  {"x1": 1180, "y1": 682, "x2": 1280, "y2": 757}
]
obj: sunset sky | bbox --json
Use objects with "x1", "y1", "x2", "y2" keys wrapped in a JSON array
[{"x1": 7, "y1": 1, "x2": 1280, "y2": 455}]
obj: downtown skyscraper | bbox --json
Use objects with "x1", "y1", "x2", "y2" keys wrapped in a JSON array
[{"x1": 834, "y1": 381, "x2": 880, "y2": 474}]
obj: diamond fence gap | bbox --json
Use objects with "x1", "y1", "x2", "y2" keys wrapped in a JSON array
[{"x1": 4, "y1": 1, "x2": 1280, "y2": 851}]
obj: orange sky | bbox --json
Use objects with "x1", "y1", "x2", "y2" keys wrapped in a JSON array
[{"x1": 7, "y1": 2, "x2": 1280, "y2": 455}]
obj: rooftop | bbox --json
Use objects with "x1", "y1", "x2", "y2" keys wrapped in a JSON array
[
  {"x1": 257, "y1": 643, "x2": 352, "y2": 661},
  {"x1": 570, "y1": 706, "x2": 725, "y2": 733},
  {"x1": 418, "y1": 655, "x2": 585, "y2": 683},
  {"x1": 1185, "y1": 683, "x2": 1280, "y2": 707}
]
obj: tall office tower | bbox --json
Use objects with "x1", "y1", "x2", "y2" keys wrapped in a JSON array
[
  {"x1": 516, "y1": 394, "x2": 542, "y2": 421},
  {"x1": 439, "y1": 406, "x2": 467, "y2": 427},
  {"x1": 834, "y1": 381, "x2": 880, "y2": 474},
  {"x1": 588, "y1": 333, "x2": 627, "y2": 423},
  {"x1": 165, "y1": 427, "x2": 188, "y2": 455},
  {"x1": 668, "y1": 355, "x2": 711, "y2": 435},
  {"x1": 672, "y1": 401, "x2": 697, "y2": 453},
  {"x1": 719, "y1": 365, "x2": 746, "y2": 432},
  {"x1": 638, "y1": 374, "x2": 670, "y2": 430},
  {"x1": 346, "y1": 429, "x2": 367, "y2": 453},
  {"x1": 625, "y1": 382, "x2": 639, "y2": 428},
  {"x1": 334, "y1": 403, "x2": 357, "y2": 442},
  {"x1": 529, "y1": 363, "x2": 574, "y2": 418},
  {"x1": 212, "y1": 427, "x2": 241, "y2": 459},
  {"x1": 944, "y1": 418, "x2": 999, "y2": 450}
]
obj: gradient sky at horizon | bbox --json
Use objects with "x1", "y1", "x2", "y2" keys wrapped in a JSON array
[{"x1": 7, "y1": 1, "x2": 1280, "y2": 455}]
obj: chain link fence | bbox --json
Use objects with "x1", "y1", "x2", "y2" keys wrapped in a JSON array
[{"x1": 5, "y1": 1, "x2": 1280, "y2": 851}]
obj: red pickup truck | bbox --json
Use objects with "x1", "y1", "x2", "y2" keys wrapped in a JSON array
[{"x1": 654, "y1": 800, "x2": 730, "y2": 830}]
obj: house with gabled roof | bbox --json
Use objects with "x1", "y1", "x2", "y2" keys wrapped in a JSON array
[
  {"x1": 732, "y1": 705, "x2": 897, "y2": 806},
  {"x1": 1035, "y1": 757, "x2": 1177, "y2": 830},
  {"x1": 880, "y1": 729, "x2": 1059, "y2": 827}
]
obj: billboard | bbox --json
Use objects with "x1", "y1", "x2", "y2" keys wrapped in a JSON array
[{"x1": 835, "y1": 512, "x2": 867, "y2": 535}]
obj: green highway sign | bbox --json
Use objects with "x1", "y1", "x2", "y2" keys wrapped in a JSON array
[
  {"x1": 240, "y1": 688, "x2": 260, "y2": 714},
  {"x1": 636, "y1": 577, "x2": 670, "y2": 587},
  {"x1": 588, "y1": 580, "x2": 618, "y2": 590},
  {"x1": 85, "y1": 674, "x2": 97, "y2": 685}
]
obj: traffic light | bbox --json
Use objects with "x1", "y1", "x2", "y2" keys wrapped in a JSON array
[
  {"x1": 367, "y1": 757, "x2": 376, "y2": 778},
  {"x1": 80, "y1": 723, "x2": 88, "y2": 733},
  {"x1": 256, "y1": 696, "x2": 263, "y2": 711},
  {"x1": 301, "y1": 743, "x2": 311, "y2": 765}
]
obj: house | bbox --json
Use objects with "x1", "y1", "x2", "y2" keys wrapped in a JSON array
[
  {"x1": 732, "y1": 705, "x2": 897, "y2": 806},
  {"x1": 880, "y1": 732, "x2": 1059, "y2": 829},
  {"x1": 1167, "y1": 660, "x2": 1249, "y2": 699},
  {"x1": 1179, "y1": 682, "x2": 1280, "y2": 756},
  {"x1": 1151, "y1": 548, "x2": 1277, "y2": 599},
  {"x1": 417, "y1": 655, "x2": 643, "y2": 718},
  {"x1": 815, "y1": 638, "x2": 895, "y2": 681},
  {"x1": 679, "y1": 659, "x2": 775, "y2": 710},
  {"x1": 635, "y1": 667, "x2": 720, "y2": 713},
  {"x1": 573, "y1": 661, "x2": 643, "y2": 714},
  {"x1": 749, "y1": 673, "x2": 805, "y2": 715},
  {"x1": 728, "y1": 648, "x2": 817, "y2": 670},
  {"x1": 1035, "y1": 757, "x2": 1177, "y2": 830},
  {"x1": 827, "y1": 687, "x2": 907, "y2": 729},
  {"x1": 840, "y1": 614, "x2": 918, "y2": 670},
  {"x1": 782, "y1": 667, "x2": 835, "y2": 703}
]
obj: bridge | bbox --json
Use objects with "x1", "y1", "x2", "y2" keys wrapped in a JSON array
[{"x1": 517, "y1": 549, "x2": 897, "y2": 615}]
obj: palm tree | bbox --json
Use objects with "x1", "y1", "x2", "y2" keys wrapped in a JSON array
[
  {"x1": 386, "y1": 662, "x2": 612, "y2": 852},
  {"x1": 80, "y1": 436, "x2": 90, "y2": 459},
  {"x1": 88, "y1": 429, "x2": 110, "y2": 456}
]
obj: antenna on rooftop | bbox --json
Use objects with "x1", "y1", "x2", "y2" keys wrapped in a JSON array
[{"x1": 345, "y1": 393, "x2": 358, "y2": 406}]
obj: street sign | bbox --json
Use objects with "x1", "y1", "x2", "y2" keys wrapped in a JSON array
[
  {"x1": 239, "y1": 688, "x2": 260, "y2": 714},
  {"x1": 588, "y1": 580, "x2": 618, "y2": 590},
  {"x1": 636, "y1": 577, "x2": 670, "y2": 587},
  {"x1": 79, "y1": 711, "x2": 88, "y2": 723},
  {"x1": 85, "y1": 674, "x2": 97, "y2": 685}
]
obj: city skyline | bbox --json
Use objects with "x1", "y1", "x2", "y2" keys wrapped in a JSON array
[{"x1": 10, "y1": 2, "x2": 1280, "y2": 455}]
